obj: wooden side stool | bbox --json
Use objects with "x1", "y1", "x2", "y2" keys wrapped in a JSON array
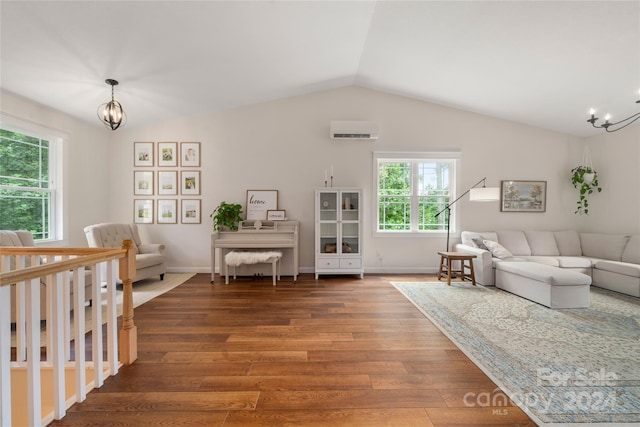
[{"x1": 437, "y1": 251, "x2": 477, "y2": 286}]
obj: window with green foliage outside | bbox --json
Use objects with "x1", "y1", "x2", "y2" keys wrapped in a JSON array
[
  {"x1": 0, "y1": 128, "x2": 53, "y2": 240},
  {"x1": 377, "y1": 157, "x2": 454, "y2": 232}
]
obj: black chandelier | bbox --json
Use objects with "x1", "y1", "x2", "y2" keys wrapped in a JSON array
[
  {"x1": 97, "y1": 79, "x2": 127, "y2": 130},
  {"x1": 587, "y1": 93, "x2": 640, "y2": 133}
]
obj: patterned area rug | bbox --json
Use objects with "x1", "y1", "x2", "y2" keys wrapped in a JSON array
[{"x1": 391, "y1": 281, "x2": 640, "y2": 426}]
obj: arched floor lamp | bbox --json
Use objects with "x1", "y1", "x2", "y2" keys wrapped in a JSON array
[{"x1": 434, "y1": 177, "x2": 500, "y2": 252}]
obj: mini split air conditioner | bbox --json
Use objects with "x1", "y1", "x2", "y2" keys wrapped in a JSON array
[{"x1": 330, "y1": 121, "x2": 379, "y2": 140}]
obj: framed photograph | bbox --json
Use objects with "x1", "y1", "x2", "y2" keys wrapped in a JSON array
[
  {"x1": 181, "y1": 199, "x2": 201, "y2": 224},
  {"x1": 134, "y1": 171, "x2": 154, "y2": 195},
  {"x1": 181, "y1": 170, "x2": 200, "y2": 195},
  {"x1": 134, "y1": 142, "x2": 154, "y2": 167},
  {"x1": 181, "y1": 142, "x2": 201, "y2": 167},
  {"x1": 157, "y1": 199, "x2": 177, "y2": 224},
  {"x1": 133, "y1": 199, "x2": 154, "y2": 224},
  {"x1": 157, "y1": 170, "x2": 178, "y2": 195},
  {"x1": 158, "y1": 142, "x2": 178, "y2": 167},
  {"x1": 267, "y1": 210, "x2": 286, "y2": 221},
  {"x1": 246, "y1": 190, "x2": 278, "y2": 220},
  {"x1": 501, "y1": 180, "x2": 547, "y2": 212}
]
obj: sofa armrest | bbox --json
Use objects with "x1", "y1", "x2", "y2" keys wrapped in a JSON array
[
  {"x1": 454, "y1": 243, "x2": 495, "y2": 286},
  {"x1": 138, "y1": 243, "x2": 165, "y2": 254}
]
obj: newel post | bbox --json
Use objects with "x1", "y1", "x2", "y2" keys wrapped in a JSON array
[{"x1": 119, "y1": 239, "x2": 137, "y2": 364}]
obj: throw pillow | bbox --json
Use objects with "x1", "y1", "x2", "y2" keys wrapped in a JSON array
[
  {"x1": 483, "y1": 240, "x2": 513, "y2": 259},
  {"x1": 471, "y1": 237, "x2": 489, "y2": 251}
]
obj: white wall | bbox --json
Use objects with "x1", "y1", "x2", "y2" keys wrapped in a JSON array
[
  {"x1": 4, "y1": 86, "x2": 637, "y2": 273},
  {"x1": 107, "y1": 86, "x2": 598, "y2": 274},
  {"x1": 1, "y1": 90, "x2": 111, "y2": 247},
  {"x1": 577, "y1": 125, "x2": 640, "y2": 234}
]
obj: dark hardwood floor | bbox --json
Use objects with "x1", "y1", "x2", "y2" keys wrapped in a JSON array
[{"x1": 50, "y1": 273, "x2": 535, "y2": 426}]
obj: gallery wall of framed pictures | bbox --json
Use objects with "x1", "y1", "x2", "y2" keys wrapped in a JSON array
[{"x1": 133, "y1": 141, "x2": 202, "y2": 224}]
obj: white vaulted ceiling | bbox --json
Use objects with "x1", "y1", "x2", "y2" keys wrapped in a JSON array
[{"x1": 1, "y1": 1, "x2": 638, "y2": 137}]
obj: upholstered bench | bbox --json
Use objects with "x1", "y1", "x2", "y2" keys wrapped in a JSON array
[
  {"x1": 224, "y1": 251, "x2": 282, "y2": 286},
  {"x1": 496, "y1": 261, "x2": 592, "y2": 308}
]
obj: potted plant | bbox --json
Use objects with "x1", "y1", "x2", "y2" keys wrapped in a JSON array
[
  {"x1": 570, "y1": 165, "x2": 601, "y2": 215},
  {"x1": 210, "y1": 201, "x2": 243, "y2": 231}
]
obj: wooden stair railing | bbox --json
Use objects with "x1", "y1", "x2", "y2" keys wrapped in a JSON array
[{"x1": 0, "y1": 239, "x2": 136, "y2": 427}]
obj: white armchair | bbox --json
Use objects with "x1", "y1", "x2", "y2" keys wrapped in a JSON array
[{"x1": 83, "y1": 223, "x2": 166, "y2": 283}]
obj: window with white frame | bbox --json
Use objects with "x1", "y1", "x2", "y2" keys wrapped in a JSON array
[
  {"x1": 375, "y1": 152, "x2": 458, "y2": 233},
  {"x1": 0, "y1": 121, "x2": 62, "y2": 241}
]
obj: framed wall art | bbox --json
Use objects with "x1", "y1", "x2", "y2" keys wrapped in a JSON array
[
  {"x1": 181, "y1": 170, "x2": 200, "y2": 195},
  {"x1": 500, "y1": 180, "x2": 547, "y2": 212},
  {"x1": 181, "y1": 199, "x2": 201, "y2": 224},
  {"x1": 133, "y1": 199, "x2": 154, "y2": 224},
  {"x1": 267, "y1": 210, "x2": 286, "y2": 221},
  {"x1": 134, "y1": 171, "x2": 154, "y2": 195},
  {"x1": 158, "y1": 142, "x2": 178, "y2": 167},
  {"x1": 134, "y1": 142, "x2": 154, "y2": 167},
  {"x1": 246, "y1": 190, "x2": 278, "y2": 220},
  {"x1": 157, "y1": 171, "x2": 178, "y2": 195},
  {"x1": 157, "y1": 199, "x2": 177, "y2": 224},
  {"x1": 181, "y1": 142, "x2": 201, "y2": 167}
]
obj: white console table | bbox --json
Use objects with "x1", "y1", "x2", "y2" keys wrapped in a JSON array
[{"x1": 211, "y1": 220, "x2": 299, "y2": 282}]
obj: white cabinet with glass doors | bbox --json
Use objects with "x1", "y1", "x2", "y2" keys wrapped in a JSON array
[{"x1": 315, "y1": 188, "x2": 363, "y2": 279}]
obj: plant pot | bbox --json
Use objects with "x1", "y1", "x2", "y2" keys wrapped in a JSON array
[{"x1": 583, "y1": 172, "x2": 595, "y2": 184}]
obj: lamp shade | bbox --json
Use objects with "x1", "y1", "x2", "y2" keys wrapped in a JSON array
[{"x1": 469, "y1": 187, "x2": 500, "y2": 201}]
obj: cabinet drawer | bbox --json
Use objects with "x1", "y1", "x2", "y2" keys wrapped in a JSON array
[
  {"x1": 317, "y1": 258, "x2": 339, "y2": 269},
  {"x1": 340, "y1": 258, "x2": 361, "y2": 269}
]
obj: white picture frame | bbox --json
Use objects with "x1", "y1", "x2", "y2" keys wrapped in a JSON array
[
  {"x1": 134, "y1": 171, "x2": 154, "y2": 195},
  {"x1": 180, "y1": 142, "x2": 201, "y2": 167},
  {"x1": 158, "y1": 142, "x2": 178, "y2": 167},
  {"x1": 157, "y1": 199, "x2": 177, "y2": 224},
  {"x1": 133, "y1": 199, "x2": 154, "y2": 224},
  {"x1": 157, "y1": 171, "x2": 178, "y2": 195},
  {"x1": 181, "y1": 170, "x2": 200, "y2": 195},
  {"x1": 134, "y1": 142, "x2": 154, "y2": 167},
  {"x1": 267, "y1": 210, "x2": 286, "y2": 221},
  {"x1": 246, "y1": 190, "x2": 278, "y2": 220},
  {"x1": 181, "y1": 199, "x2": 201, "y2": 224}
]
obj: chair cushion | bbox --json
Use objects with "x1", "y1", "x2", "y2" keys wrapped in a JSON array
[{"x1": 136, "y1": 253, "x2": 164, "y2": 269}]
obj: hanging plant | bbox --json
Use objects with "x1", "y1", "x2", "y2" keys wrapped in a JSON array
[
  {"x1": 210, "y1": 201, "x2": 243, "y2": 231},
  {"x1": 571, "y1": 147, "x2": 601, "y2": 215}
]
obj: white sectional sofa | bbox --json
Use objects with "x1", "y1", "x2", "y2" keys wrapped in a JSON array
[{"x1": 455, "y1": 230, "x2": 640, "y2": 298}]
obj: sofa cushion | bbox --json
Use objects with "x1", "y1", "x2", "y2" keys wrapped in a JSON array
[
  {"x1": 556, "y1": 257, "x2": 593, "y2": 268},
  {"x1": 524, "y1": 231, "x2": 560, "y2": 256},
  {"x1": 594, "y1": 260, "x2": 640, "y2": 278},
  {"x1": 471, "y1": 237, "x2": 489, "y2": 251},
  {"x1": 496, "y1": 261, "x2": 592, "y2": 285},
  {"x1": 496, "y1": 230, "x2": 531, "y2": 256},
  {"x1": 519, "y1": 256, "x2": 559, "y2": 267},
  {"x1": 460, "y1": 231, "x2": 497, "y2": 247},
  {"x1": 621, "y1": 235, "x2": 640, "y2": 264},
  {"x1": 554, "y1": 230, "x2": 582, "y2": 256},
  {"x1": 483, "y1": 240, "x2": 513, "y2": 259},
  {"x1": 580, "y1": 233, "x2": 629, "y2": 261}
]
